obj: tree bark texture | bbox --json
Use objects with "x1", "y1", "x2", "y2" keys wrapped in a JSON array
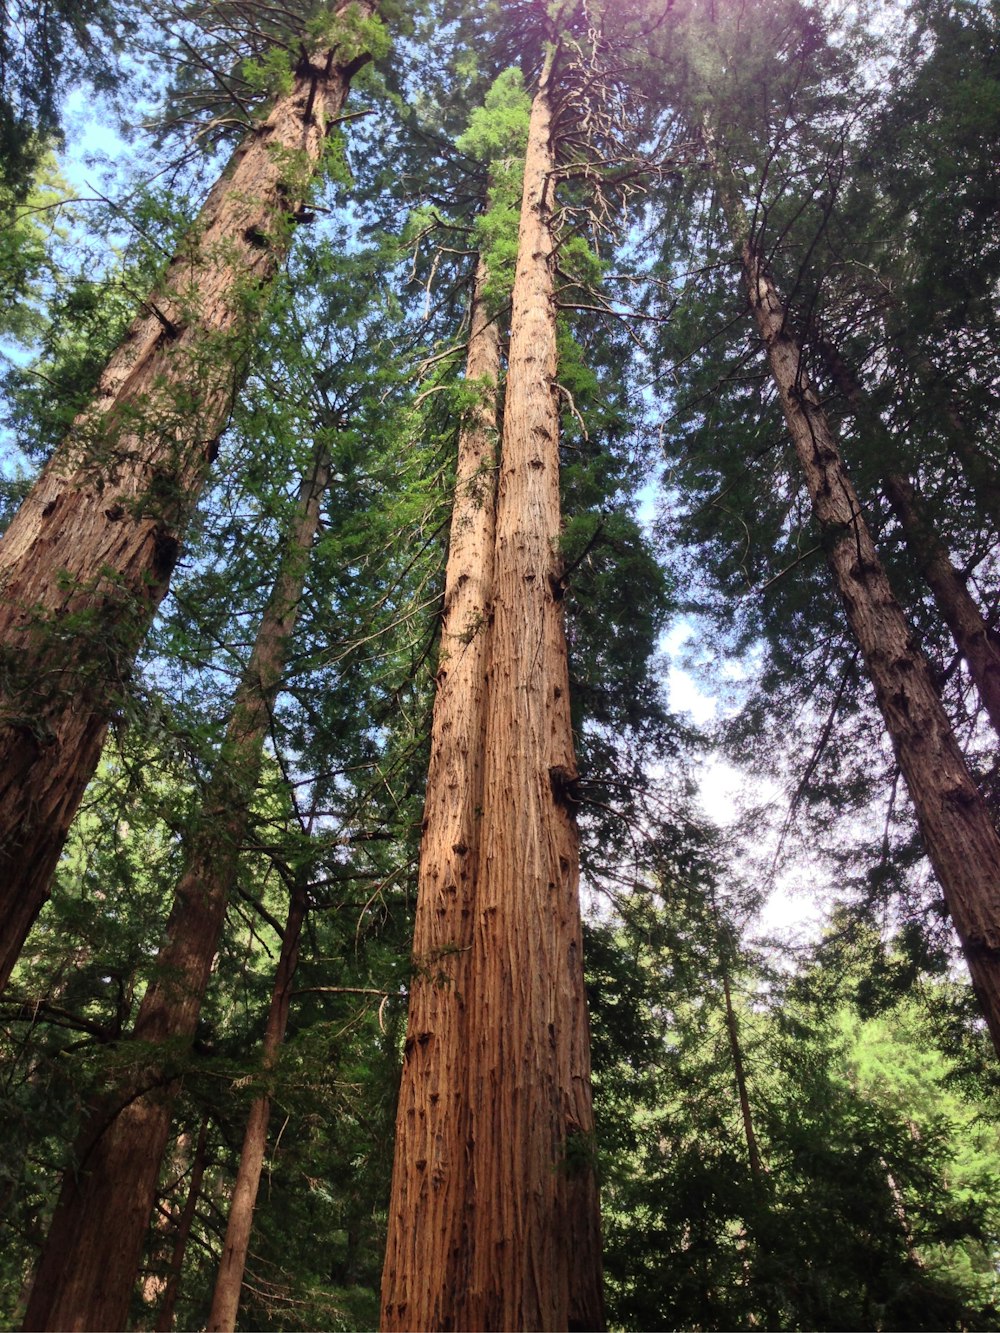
[
  {"x1": 381, "y1": 258, "x2": 500, "y2": 1330},
  {"x1": 456, "y1": 54, "x2": 604, "y2": 1332},
  {"x1": 154, "y1": 1117, "x2": 211, "y2": 1333},
  {"x1": 819, "y1": 339, "x2": 1000, "y2": 739},
  {"x1": 0, "y1": 4, "x2": 373, "y2": 991},
  {"x1": 21, "y1": 450, "x2": 330, "y2": 1332},
  {"x1": 727, "y1": 208, "x2": 1000, "y2": 1056},
  {"x1": 206, "y1": 886, "x2": 307, "y2": 1332}
]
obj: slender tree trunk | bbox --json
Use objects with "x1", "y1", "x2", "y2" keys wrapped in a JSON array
[
  {"x1": 886, "y1": 320, "x2": 1000, "y2": 525},
  {"x1": 933, "y1": 388, "x2": 1000, "y2": 524},
  {"x1": 717, "y1": 176, "x2": 1000, "y2": 1055},
  {"x1": 719, "y1": 955, "x2": 761, "y2": 1183},
  {"x1": 457, "y1": 52, "x2": 604, "y2": 1331},
  {"x1": 0, "y1": 3, "x2": 374, "y2": 990},
  {"x1": 819, "y1": 339, "x2": 1000, "y2": 738},
  {"x1": 154, "y1": 1117, "x2": 211, "y2": 1333},
  {"x1": 380, "y1": 255, "x2": 500, "y2": 1331},
  {"x1": 21, "y1": 449, "x2": 330, "y2": 1332},
  {"x1": 206, "y1": 885, "x2": 307, "y2": 1332}
]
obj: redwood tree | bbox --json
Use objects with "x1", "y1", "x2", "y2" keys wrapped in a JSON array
[
  {"x1": 0, "y1": 0, "x2": 378, "y2": 989},
  {"x1": 716, "y1": 168, "x2": 1000, "y2": 1055},
  {"x1": 379, "y1": 251, "x2": 501, "y2": 1329},
  {"x1": 456, "y1": 45, "x2": 604, "y2": 1330},
  {"x1": 817, "y1": 338, "x2": 1000, "y2": 740},
  {"x1": 21, "y1": 445, "x2": 330, "y2": 1332},
  {"x1": 206, "y1": 884, "x2": 307, "y2": 1332}
]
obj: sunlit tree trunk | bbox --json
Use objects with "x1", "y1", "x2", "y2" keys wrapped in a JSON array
[
  {"x1": 206, "y1": 884, "x2": 306, "y2": 1331},
  {"x1": 819, "y1": 339, "x2": 1000, "y2": 739},
  {"x1": 0, "y1": 3, "x2": 374, "y2": 990},
  {"x1": 456, "y1": 51, "x2": 604, "y2": 1331},
  {"x1": 715, "y1": 163, "x2": 1000, "y2": 1057},
  {"x1": 21, "y1": 449, "x2": 330, "y2": 1332},
  {"x1": 380, "y1": 254, "x2": 500, "y2": 1331}
]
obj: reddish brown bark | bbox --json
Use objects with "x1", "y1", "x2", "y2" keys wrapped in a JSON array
[
  {"x1": 206, "y1": 886, "x2": 307, "y2": 1332},
  {"x1": 820, "y1": 340, "x2": 1000, "y2": 739},
  {"x1": 723, "y1": 193, "x2": 1000, "y2": 1055},
  {"x1": 380, "y1": 257, "x2": 500, "y2": 1330},
  {"x1": 154, "y1": 1117, "x2": 211, "y2": 1332},
  {"x1": 0, "y1": 6, "x2": 374, "y2": 991},
  {"x1": 21, "y1": 451, "x2": 330, "y2": 1332},
  {"x1": 456, "y1": 53, "x2": 604, "y2": 1331}
]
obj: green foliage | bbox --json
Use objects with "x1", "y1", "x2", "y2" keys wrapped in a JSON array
[
  {"x1": 306, "y1": 6, "x2": 393, "y2": 65},
  {"x1": 240, "y1": 49, "x2": 295, "y2": 99},
  {"x1": 455, "y1": 67, "x2": 531, "y2": 162},
  {"x1": 594, "y1": 888, "x2": 1000, "y2": 1331},
  {"x1": 0, "y1": 0, "x2": 133, "y2": 202},
  {"x1": 456, "y1": 69, "x2": 532, "y2": 310},
  {"x1": 4, "y1": 2, "x2": 1000, "y2": 1329},
  {"x1": 0, "y1": 156, "x2": 73, "y2": 344}
]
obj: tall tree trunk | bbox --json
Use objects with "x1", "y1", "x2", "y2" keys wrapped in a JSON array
[
  {"x1": 154, "y1": 1117, "x2": 211, "y2": 1333},
  {"x1": 884, "y1": 315, "x2": 1000, "y2": 526},
  {"x1": 716, "y1": 170, "x2": 1000, "y2": 1056},
  {"x1": 457, "y1": 52, "x2": 604, "y2": 1331},
  {"x1": 380, "y1": 255, "x2": 500, "y2": 1331},
  {"x1": 0, "y1": 3, "x2": 375, "y2": 990},
  {"x1": 718, "y1": 950, "x2": 761, "y2": 1183},
  {"x1": 21, "y1": 449, "x2": 330, "y2": 1332},
  {"x1": 818, "y1": 339, "x2": 1000, "y2": 738},
  {"x1": 206, "y1": 885, "x2": 307, "y2": 1332}
]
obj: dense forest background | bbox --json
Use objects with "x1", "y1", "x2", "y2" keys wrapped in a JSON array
[{"x1": 2, "y1": 0, "x2": 1000, "y2": 1328}]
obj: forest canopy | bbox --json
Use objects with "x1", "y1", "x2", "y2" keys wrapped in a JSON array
[{"x1": 2, "y1": 0, "x2": 1000, "y2": 1330}]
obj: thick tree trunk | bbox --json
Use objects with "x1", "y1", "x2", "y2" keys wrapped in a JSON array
[
  {"x1": 21, "y1": 450, "x2": 330, "y2": 1332},
  {"x1": 206, "y1": 886, "x2": 307, "y2": 1332},
  {"x1": 154, "y1": 1117, "x2": 211, "y2": 1333},
  {"x1": 0, "y1": 4, "x2": 373, "y2": 990},
  {"x1": 723, "y1": 199, "x2": 1000, "y2": 1055},
  {"x1": 380, "y1": 256, "x2": 500, "y2": 1331},
  {"x1": 456, "y1": 53, "x2": 604, "y2": 1332},
  {"x1": 819, "y1": 339, "x2": 1000, "y2": 738}
]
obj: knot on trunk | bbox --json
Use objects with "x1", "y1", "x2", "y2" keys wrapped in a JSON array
[{"x1": 548, "y1": 764, "x2": 580, "y2": 808}]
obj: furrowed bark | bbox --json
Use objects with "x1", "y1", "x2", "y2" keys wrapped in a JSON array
[
  {"x1": 819, "y1": 339, "x2": 1000, "y2": 739},
  {"x1": 717, "y1": 172, "x2": 1000, "y2": 1056},
  {"x1": 21, "y1": 450, "x2": 330, "y2": 1332},
  {"x1": 154, "y1": 1117, "x2": 211, "y2": 1333},
  {"x1": 380, "y1": 256, "x2": 500, "y2": 1331},
  {"x1": 207, "y1": 885, "x2": 306, "y2": 1332},
  {"x1": 0, "y1": 3, "x2": 374, "y2": 990},
  {"x1": 457, "y1": 51, "x2": 604, "y2": 1332}
]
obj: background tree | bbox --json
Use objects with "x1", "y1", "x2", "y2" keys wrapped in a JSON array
[{"x1": 0, "y1": 0, "x2": 386, "y2": 988}]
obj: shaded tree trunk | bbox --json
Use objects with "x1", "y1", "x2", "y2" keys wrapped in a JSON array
[
  {"x1": 456, "y1": 51, "x2": 604, "y2": 1331},
  {"x1": 718, "y1": 950, "x2": 761, "y2": 1183},
  {"x1": 0, "y1": 3, "x2": 374, "y2": 990},
  {"x1": 206, "y1": 885, "x2": 306, "y2": 1332},
  {"x1": 380, "y1": 255, "x2": 500, "y2": 1330},
  {"x1": 717, "y1": 172, "x2": 1000, "y2": 1056},
  {"x1": 21, "y1": 448, "x2": 330, "y2": 1332},
  {"x1": 884, "y1": 316, "x2": 1000, "y2": 527},
  {"x1": 154, "y1": 1117, "x2": 211, "y2": 1333},
  {"x1": 819, "y1": 339, "x2": 1000, "y2": 739}
]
